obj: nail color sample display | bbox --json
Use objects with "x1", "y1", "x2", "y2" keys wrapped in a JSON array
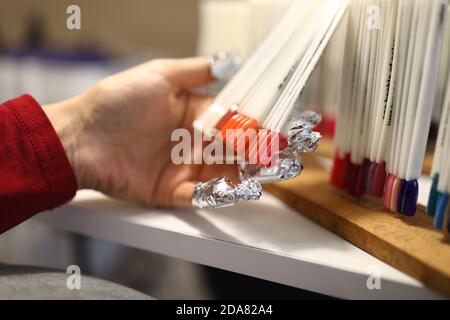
[
  {"x1": 428, "y1": 23, "x2": 450, "y2": 233},
  {"x1": 331, "y1": 0, "x2": 449, "y2": 218}
]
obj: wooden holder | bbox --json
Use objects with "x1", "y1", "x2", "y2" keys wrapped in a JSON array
[{"x1": 266, "y1": 154, "x2": 450, "y2": 297}]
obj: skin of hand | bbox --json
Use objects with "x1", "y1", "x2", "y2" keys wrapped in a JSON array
[{"x1": 43, "y1": 57, "x2": 238, "y2": 208}]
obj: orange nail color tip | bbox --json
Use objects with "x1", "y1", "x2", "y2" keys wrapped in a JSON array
[
  {"x1": 219, "y1": 114, "x2": 239, "y2": 142},
  {"x1": 217, "y1": 111, "x2": 288, "y2": 167},
  {"x1": 216, "y1": 106, "x2": 239, "y2": 130},
  {"x1": 220, "y1": 113, "x2": 258, "y2": 153}
]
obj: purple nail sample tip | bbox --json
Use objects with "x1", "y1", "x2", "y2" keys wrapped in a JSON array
[{"x1": 396, "y1": 179, "x2": 406, "y2": 213}]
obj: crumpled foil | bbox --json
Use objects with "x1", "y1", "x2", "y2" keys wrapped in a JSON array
[
  {"x1": 209, "y1": 52, "x2": 242, "y2": 81},
  {"x1": 287, "y1": 111, "x2": 322, "y2": 153},
  {"x1": 239, "y1": 149, "x2": 303, "y2": 184},
  {"x1": 293, "y1": 110, "x2": 322, "y2": 128},
  {"x1": 192, "y1": 177, "x2": 262, "y2": 209},
  {"x1": 237, "y1": 110, "x2": 321, "y2": 184},
  {"x1": 192, "y1": 110, "x2": 321, "y2": 207}
]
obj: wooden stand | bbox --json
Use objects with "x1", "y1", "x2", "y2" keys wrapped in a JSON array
[{"x1": 266, "y1": 154, "x2": 450, "y2": 297}]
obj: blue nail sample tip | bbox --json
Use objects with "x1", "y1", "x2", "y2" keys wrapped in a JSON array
[
  {"x1": 434, "y1": 192, "x2": 449, "y2": 230},
  {"x1": 426, "y1": 174, "x2": 439, "y2": 216},
  {"x1": 444, "y1": 206, "x2": 450, "y2": 234}
]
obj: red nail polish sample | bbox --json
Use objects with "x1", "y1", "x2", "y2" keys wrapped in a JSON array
[
  {"x1": 353, "y1": 163, "x2": 366, "y2": 197},
  {"x1": 366, "y1": 161, "x2": 377, "y2": 196},
  {"x1": 347, "y1": 162, "x2": 365, "y2": 197},
  {"x1": 390, "y1": 177, "x2": 401, "y2": 212},
  {"x1": 342, "y1": 153, "x2": 351, "y2": 189},
  {"x1": 331, "y1": 153, "x2": 352, "y2": 190},
  {"x1": 346, "y1": 161, "x2": 357, "y2": 194},
  {"x1": 362, "y1": 159, "x2": 372, "y2": 194},
  {"x1": 331, "y1": 154, "x2": 346, "y2": 188},
  {"x1": 384, "y1": 173, "x2": 395, "y2": 208},
  {"x1": 372, "y1": 161, "x2": 387, "y2": 198}
]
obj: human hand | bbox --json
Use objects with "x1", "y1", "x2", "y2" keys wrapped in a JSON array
[{"x1": 44, "y1": 57, "x2": 240, "y2": 208}]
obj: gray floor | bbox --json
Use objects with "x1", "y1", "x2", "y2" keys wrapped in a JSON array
[{"x1": 0, "y1": 263, "x2": 152, "y2": 300}]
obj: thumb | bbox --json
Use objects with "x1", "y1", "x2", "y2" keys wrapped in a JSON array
[
  {"x1": 152, "y1": 57, "x2": 214, "y2": 91},
  {"x1": 172, "y1": 181, "x2": 196, "y2": 208}
]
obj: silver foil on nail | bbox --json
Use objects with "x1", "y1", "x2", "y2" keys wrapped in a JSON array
[
  {"x1": 192, "y1": 177, "x2": 262, "y2": 209},
  {"x1": 209, "y1": 52, "x2": 242, "y2": 81},
  {"x1": 297, "y1": 110, "x2": 322, "y2": 127},
  {"x1": 239, "y1": 149, "x2": 303, "y2": 184},
  {"x1": 235, "y1": 179, "x2": 263, "y2": 200},
  {"x1": 288, "y1": 126, "x2": 321, "y2": 153},
  {"x1": 287, "y1": 111, "x2": 322, "y2": 153}
]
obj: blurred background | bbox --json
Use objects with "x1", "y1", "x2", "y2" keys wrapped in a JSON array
[
  {"x1": 0, "y1": 0, "x2": 200, "y2": 104},
  {"x1": 0, "y1": 0, "x2": 330, "y2": 299},
  {"x1": 0, "y1": 0, "x2": 293, "y2": 104}
]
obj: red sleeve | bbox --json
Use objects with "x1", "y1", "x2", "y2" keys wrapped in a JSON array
[{"x1": 0, "y1": 94, "x2": 78, "y2": 234}]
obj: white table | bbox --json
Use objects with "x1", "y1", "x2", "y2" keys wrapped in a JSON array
[{"x1": 36, "y1": 189, "x2": 443, "y2": 299}]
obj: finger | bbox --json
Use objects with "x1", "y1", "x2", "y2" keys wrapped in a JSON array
[
  {"x1": 171, "y1": 164, "x2": 253, "y2": 209},
  {"x1": 151, "y1": 57, "x2": 214, "y2": 90},
  {"x1": 209, "y1": 52, "x2": 242, "y2": 81},
  {"x1": 172, "y1": 181, "x2": 196, "y2": 208},
  {"x1": 171, "y1": 164, "x2": 240, "y2": 207},
  {"x1": 198, "y1": 164, "x2": 240, "y2": 184},
  {"x1": 185, "y1": 93, "x2": 214, "y2": 123},
  {"x1": 177, "y1": 92, "x2": 213, "y2": 131},
  {"x1": 190, "y1": 177, "x2": 262, "y2": 209}
]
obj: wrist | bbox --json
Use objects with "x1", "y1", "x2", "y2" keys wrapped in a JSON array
[{"x1": 43, "y1": 96, "x2": 87, "y2": 189}]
